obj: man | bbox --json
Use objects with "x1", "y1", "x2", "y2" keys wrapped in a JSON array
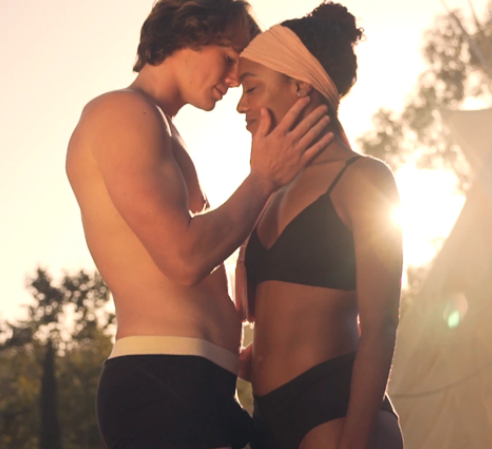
[{"x1": 66, "y1": 1, "x2": 332, "y2": 448}]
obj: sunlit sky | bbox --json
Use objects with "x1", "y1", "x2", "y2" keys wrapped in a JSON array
[{"x1": 1, "y1": 0, "x2": 485, "y2": 321}]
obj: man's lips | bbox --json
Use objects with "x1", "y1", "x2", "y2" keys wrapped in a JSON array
[{"x1": 214, "y1": 87, "x2": 227, "y2": 98}]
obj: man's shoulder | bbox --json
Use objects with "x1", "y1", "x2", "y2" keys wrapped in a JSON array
[
  {"x1": 71, "y1": 88, "x2": 175, "y2": 167},
  {"x1": 82, "y1": 89, "x2": 168, "y2": 130}
]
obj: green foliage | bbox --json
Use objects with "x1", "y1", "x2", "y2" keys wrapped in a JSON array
[
  {"x1": 0, "y1": 268, "x2": 113, "y2": 449},
  {"x1": 0, "y1": 343, "x2": 42, "y2": 449},
  {"x1": 57, "y1": 331, "x2": 112, "y2": 449},
  {"x1": 358, "y1": 1, "x2": 492, "y2": 190}
]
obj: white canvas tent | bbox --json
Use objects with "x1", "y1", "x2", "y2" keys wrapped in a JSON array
[{"x1": 388, "y1": 108, "x2": 492, "y2": 448}]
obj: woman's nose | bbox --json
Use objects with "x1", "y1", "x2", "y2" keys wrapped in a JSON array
[{"x1": 236, "y1": 94, "x2": 248, "y2": 113}]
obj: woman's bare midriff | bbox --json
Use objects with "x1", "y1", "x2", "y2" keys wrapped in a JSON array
[{"x1": 251, "y1": 280, "x2": 360, "y2": 395}]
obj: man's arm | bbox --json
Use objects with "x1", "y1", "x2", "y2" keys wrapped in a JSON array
[{"x1": 86, "y1": 91, "x2": 331, "y2": 285}]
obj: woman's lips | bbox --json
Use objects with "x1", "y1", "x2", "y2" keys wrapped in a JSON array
[{"x1": 246, "y1": 119, "x2": 256, "y2": 131}]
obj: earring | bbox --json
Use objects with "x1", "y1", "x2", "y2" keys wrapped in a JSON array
[{"x1": 298, "y1": 91, "x2": 306, "y2": 97}]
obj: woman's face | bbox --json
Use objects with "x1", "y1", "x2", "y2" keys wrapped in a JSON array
[{"x1": 237, "y1": 58, "x2": 299, "y2": 135}]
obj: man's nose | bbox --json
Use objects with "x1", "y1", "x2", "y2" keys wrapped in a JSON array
[{"x1": 226, "y1": 65, "x2": 240, "y2": 88}]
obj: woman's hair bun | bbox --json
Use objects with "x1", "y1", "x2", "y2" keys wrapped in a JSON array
[{"x1": 309, "y1": 1, "x2": 363, "y2": 45}]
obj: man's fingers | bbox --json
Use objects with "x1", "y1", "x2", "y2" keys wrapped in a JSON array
[
  {"x1": 296, "y1": 115, "x2": 331, "y2": 151},
  {"x1": 256, "y1": 108, "x2": 272, "y2": 138},
  {"x1": 275, "y1": 97, "x2": 311, "y2": 133},
  {"x1": 300, "y1": 132, "x2": 335, "y2": 165},
  {"x1": 289, "y1": 104, "x2": 329, "y2": 141}
]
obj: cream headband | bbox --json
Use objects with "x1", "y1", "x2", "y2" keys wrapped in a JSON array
[{"x1": 241, "y1": 24, "x2": 340, "y2": 113}]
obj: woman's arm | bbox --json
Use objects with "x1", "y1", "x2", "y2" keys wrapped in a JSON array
[{"x1": 336, "y1": 158, "x2": 403, "y2": 449}]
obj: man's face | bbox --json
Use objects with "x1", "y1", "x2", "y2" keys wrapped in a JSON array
[
  {"x1": 174, "y1": 45, "x2": 242, "y2": 111},
  {"x1": 236, "y1": 58, "x2": 299, "y2": 135}
]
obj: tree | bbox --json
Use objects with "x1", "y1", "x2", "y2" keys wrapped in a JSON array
[
  {"x1": 40, "y1": 340, "x2": 62, "y2": 449},
  {"x1": 357, "y1": 0, "x2": 492, "y2": 190},
  {"x1": 0, "y1": 343, "x2": 42, "y2": 449},
  {"x1": 0, "y1": 268, "x2": 114, "y2": 449}
]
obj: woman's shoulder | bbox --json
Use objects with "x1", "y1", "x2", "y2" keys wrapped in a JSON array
[
  {"x1": 348, "y1": 155, "x2": 397, "y2": 190},
  {"x1": 351, "y1": 154, "x2": 394, "y2": 177},
  {"x1": 343, "y1": 154, "x2": 400, "y2": 208}
]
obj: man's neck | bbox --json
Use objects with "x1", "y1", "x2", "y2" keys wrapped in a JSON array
[{"x1": 129, "y1": 63, "x2": 184, "y2": 118}]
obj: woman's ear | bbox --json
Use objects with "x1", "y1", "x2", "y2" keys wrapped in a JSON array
[{"x1": 295, "y1": 81, "x2": 313, "y2": 98}]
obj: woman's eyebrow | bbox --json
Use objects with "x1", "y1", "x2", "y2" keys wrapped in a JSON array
[{"x1": 239, "y1": 72, "x2": 259, "y2": 82}]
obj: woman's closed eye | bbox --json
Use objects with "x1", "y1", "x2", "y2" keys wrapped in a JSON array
[
  {"x1": 244, "y1": 86, "x2": 256, "y2": 94},
  {"x1": 226, "y1": 55, "x2": 237, "y2": 66}
]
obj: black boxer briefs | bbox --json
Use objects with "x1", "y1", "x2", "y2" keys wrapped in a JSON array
[{"x1": 96, "y1": 354, "x2": 253, "y2": 449}]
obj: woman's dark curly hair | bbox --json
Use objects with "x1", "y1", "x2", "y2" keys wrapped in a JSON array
[
  {"x1": 133, "y1": 0, "x2": 260, "y2": 72},
  {"x1": 282, "y1": 1, "x2": 364, "y2": 98}
]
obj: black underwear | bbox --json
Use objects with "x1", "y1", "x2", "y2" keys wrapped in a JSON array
[
  {"x1": 251, "y1": 352, "x2": 398, "y2": 449},
  {"x1": 96, "y1": 354, "x2": 253, "y2": 449}
]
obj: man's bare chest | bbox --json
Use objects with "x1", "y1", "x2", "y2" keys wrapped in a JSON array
[{"x1": 170, "y1": 136, "x2": 209, "y2": 214}]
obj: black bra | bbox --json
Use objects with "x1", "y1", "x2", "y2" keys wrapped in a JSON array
[{"x1": 244, "y1": 156, "x2": 361, "y2": 290}]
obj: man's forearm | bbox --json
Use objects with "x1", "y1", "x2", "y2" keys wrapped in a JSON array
[{"x1": 179, "y1": 171, "x2": 275, "y2": 284}]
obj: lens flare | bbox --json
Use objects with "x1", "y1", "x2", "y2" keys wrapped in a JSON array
[
  {"x1": 447, "y1": 310, "x2": 461, "y2": 328},
  {"x1": 443, "y1": 292, "x2": 468, "y2": 329},
  {"x1": 392, "y1": 206, "x2": 404, "y2": 226}
]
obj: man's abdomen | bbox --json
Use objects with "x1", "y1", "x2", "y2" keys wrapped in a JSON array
[{"x1": 83, "y1": 216, "x2": 242, "y2": 354}]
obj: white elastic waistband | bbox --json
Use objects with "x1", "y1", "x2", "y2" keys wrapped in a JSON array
[{"x1": 109, "y1": 336, "x2": 239, "y2": 374}]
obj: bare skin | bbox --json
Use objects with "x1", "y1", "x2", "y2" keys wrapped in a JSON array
[
  {"x1": 66, "y1": 44, "x2": 332, "y2": 363},
  {"x1": 237, "y1": 58, "x2": 404, "y2": 449}
]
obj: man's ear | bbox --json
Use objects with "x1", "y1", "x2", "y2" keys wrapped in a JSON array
[{"x1": 295, "y1": 81, "x2": 313, "y2": 98}]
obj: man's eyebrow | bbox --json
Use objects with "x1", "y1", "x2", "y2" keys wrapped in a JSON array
[{"x1": 239, "y1": 72, "x2": 258, "y2": 83}]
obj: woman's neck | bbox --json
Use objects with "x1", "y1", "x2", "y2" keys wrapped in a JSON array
[
  {"x1": 300, "y1": 93, "x2": 354, "y2": 165},
  {"x1": 308, "y1": 134, "x2": 353, "y2": 166}
]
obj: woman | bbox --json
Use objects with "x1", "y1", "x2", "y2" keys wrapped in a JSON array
[{"x1": 235, "y1": 2, "x2": 404, "y2": 449}]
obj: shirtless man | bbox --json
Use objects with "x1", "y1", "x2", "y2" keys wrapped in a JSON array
[{"x1": 66, "y1": 1, "x2": 332, "y2": 448}]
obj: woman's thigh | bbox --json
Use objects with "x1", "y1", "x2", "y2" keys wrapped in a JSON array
[{"x1": 299, "y1": 411, "x2": 403, "y2": 449}]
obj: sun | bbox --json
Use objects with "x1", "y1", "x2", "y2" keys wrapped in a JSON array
[{"x1": 394, "y1": 165, "x2": 465, "y2": 268}]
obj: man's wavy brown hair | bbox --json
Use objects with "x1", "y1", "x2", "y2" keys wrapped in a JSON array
[{"x1": 133, "y1": 0, "x2": 260, "y2": 72}]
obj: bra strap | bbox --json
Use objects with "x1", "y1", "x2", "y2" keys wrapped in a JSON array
[{"x1": 326, "y1": 155, "x2": 362, "y2": 195}]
